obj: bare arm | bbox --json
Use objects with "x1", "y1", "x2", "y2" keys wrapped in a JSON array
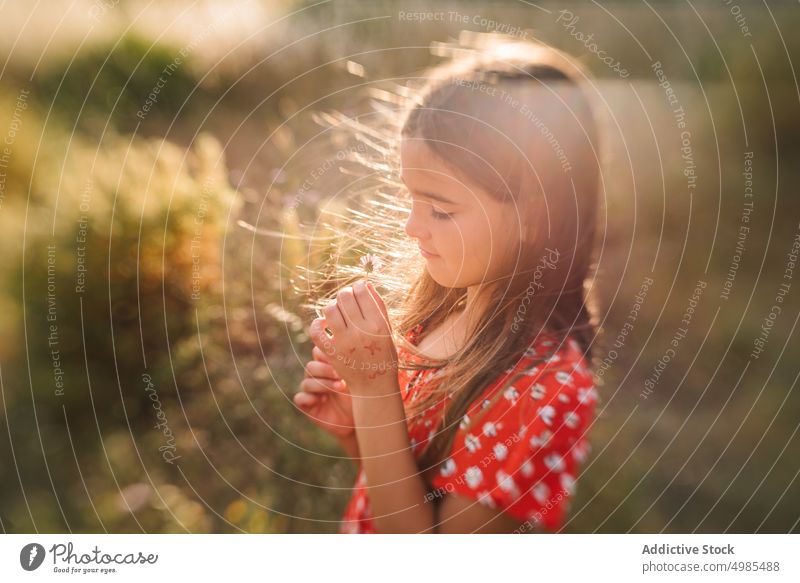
[
  {"x1": 336, "y1": 432, "x2": 361, "y2": 465},
  {"x1": 349, "y1": 381, "x2": 435, "y2": 533},
  {"x1": 349, "y1": 378, "x2": 529, "y2": 533}
]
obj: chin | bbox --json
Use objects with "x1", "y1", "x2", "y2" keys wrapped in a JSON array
[
  {"x1": 425, "y1": 265, "x2": 451, "y2": 287},
  {"x1": 426, "y1": 266, "x2": 467, "y2": 289}
]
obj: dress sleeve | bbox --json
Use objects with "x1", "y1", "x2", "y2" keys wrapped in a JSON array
[{"x1": 429, "y1": 356, "x2": 599, "y2": 532}]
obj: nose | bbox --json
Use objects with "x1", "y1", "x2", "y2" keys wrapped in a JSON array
[{"x1": 404, "y1": 202, "x2": 429, "y2": 241}]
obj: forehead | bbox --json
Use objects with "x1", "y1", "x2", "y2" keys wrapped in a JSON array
[
  {"x1": 399, "y1": 139, "x2": 516, "y2": 215},
  {"x1": 399, "y1": 139, "x2": 456, "y2": 183}
]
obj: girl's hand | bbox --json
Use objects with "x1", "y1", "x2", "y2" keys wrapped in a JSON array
[
  {"x1": 294, "y1": 345, "x2": 355, "y2": 438},
  {"x1": 309, "y1": 279, "x2": 399, "y2": 396}
]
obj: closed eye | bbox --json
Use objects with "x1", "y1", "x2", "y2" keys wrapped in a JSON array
[
  {"x1": 431, "y1": 207, "x2": 454, "y2": 220},
  {"x1": 404, "y1": 184, "x2": 457, "y2": 220}
]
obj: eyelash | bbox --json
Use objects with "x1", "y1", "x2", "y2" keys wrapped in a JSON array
[
  {"x1": 405, "y1": 189, "x2": 454, "y2": 220},
  {"x1": 431, "y1": 208, "x2": 454, "y2": 220}
]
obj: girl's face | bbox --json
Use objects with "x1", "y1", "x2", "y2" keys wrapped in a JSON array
[{"x1": 400, "y1": 139, "x2": 524, "y2": 289}]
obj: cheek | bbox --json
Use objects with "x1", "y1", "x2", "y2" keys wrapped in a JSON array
[
  {"x1": 465, "y1": 213, "x2": 517, "y2": 271},
  {"x1": 445, "y1": 216, "x2": 492, "y2": 268}
]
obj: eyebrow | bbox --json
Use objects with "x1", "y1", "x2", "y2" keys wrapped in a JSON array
[{"x1": 399, "y1": 175, "x2": 458, "y2": 205}]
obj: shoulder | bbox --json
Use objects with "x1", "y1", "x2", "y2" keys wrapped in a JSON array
[
  {"x1": 429, "y1": 332, "x2": 599, "y2": 529},
  {"x1": 467, "y1": 332, "x2": 598, "y2": 428}
]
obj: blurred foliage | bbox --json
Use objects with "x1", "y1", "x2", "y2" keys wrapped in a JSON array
[
  {"x1": 0, "y1": 97, "x2": 355, "y2": 532},
  {"x1": 31, "y1": 33, "x2": 206, "y2": 135}
]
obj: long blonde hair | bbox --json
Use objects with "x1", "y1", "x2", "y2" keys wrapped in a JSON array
[{"x1": 298, "y1": 34, "x2": 603, "y2": 480}]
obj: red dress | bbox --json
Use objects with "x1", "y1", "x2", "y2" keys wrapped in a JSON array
[{"x1": 339, "y1": 321, "x2": 600, "y2": 533}]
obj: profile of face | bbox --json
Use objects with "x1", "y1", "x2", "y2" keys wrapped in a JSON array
[{"x1": 400, "y1": 139, "x2": 525, "y2": 289}]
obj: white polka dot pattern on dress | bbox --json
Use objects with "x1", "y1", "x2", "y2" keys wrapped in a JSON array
[{"x1": 339, "y1": 326, "x2": 598, "y2": 534}]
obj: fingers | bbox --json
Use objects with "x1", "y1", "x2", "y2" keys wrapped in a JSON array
[
  {"x1": 365, "y1": 280, "x2": 388, "y2": 319},
  {"x1": 304, "y1": 360, "x2": 340, "y2": 381},
  {"x1": 314, "y1": 281, "x2": 386, "y2": 339},
  {"x1": 293, "y1": 391, "x2": 319, "y2": 409},
  {"x1": 309, "y1": 317, "x2": 327, "y2": 340},
  {"x1": 312, "y1": 345, "x2": 332, "y2": 365},
  {"x1": 322, "y1": 299, "x2": 347, "y2": 330},
  {"x1": 355, "y1": 279, "x2": 390, "y2": 330},
  {"x1": 299, "y1": 375, "x2": 345, "y2": 395},
  {"x1": 336, "y1": 285, "x2": 365, "y2": 323}
]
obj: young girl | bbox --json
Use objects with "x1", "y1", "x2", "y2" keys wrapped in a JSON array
[{"x1": 294, "y1": 37, "x2": 603, "y2": 533}]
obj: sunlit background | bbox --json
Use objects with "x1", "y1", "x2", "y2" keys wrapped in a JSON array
[{"x1": 0, "y1": 0, "x2": 799, "y2": 533}]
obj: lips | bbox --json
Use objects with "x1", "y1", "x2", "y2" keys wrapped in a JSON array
[{"x1": 418, "y1": 246, "x2": 438, "y2": 258}]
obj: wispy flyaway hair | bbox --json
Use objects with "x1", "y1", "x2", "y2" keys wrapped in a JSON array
[{"x1": 294, "y1": 32, "x2": 604, "y2": 481}]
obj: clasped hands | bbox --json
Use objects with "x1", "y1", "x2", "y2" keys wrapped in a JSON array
[{"x1": 308, "y1": 279, "x2": 399, "y2": 396}]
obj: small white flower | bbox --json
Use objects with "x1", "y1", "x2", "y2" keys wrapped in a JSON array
[
  {"x1": 359, "y1": 253, "x2": 384, "y2": 274},
  {"x1": 577, "y1": 385, "x2": 598, "y2": 404},
  {"x1": 493, "y1": 442, "x2": 508, "y2": 461},
  {"x1": 523, "y1": 348, "x2": 538, "y2": 359},
  {"x1": 520, "y1": 460, "x2": 535, "y2": 477},
  {"x1": 555, "y1": 371, "x2": 572, "y2": 385},
  {"x1": 482, "y1": 421, "x2": 498, "y2": 437},
  {"x1": 546, "y1": 353, "x2": 561, "y2": 364},
  {"x1": 440, "y1": 458, "x2": 457, "y2": 477},
  {"x1": 496, "y1": 470, "x2": 520, "y2": 498},
  {"x1": 504, "y1": 386, "x2": 520, "y2": 404},
  {"x1": 529, "y1": 429, "x2": 552, "y2": 448},
  {"x1": 530, "y1": 383, "x2": 547, "y2": 400},
  {"x1": 560, "y1": 473, "x2": 576, "y2": 495},
  {"x1": 459, "y1": 414, "x2": 470, "y2": 430},
  {"x1": 464, "y1": 466, "x2": 483, "y2": 489},
  {"x1": 558, "y1": 393, "x2": 570, "y2": 403},
  {"x1": 564, "y1": 411, "x2": 580, "y2": 429},
  {"x1": 572, "y1": 439, "x2": 591, "y2": 463},
  {"x1": 532, "y1": 482, "x2": 551, "y2": 505},
  {"x1": 482, "y1": 399, "x2": 492, "y2": 409},
  {"x1": 544, "y1": 452, "x2": 566, "y2": 472},
  {"x1": 465, "y1": 433, "x2": 481, "y2": 453},
  {"x1": 537, "y1": 404, "x2": 557, "y2": 426}
]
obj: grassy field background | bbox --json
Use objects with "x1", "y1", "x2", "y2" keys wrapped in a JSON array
[{"x1": 0, "y1": 0, "x2": 798, "y2": 533}]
